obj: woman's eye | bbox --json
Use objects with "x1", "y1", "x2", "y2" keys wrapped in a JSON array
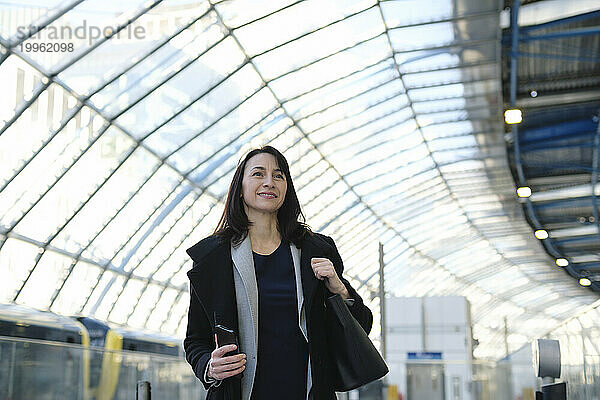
[{"x1": 252, "y1": 172, "x2": 262, "y2": 176}]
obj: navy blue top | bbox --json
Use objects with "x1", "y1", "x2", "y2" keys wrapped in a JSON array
[{"x1": 250, "y1": 240, "x2": 308, "y2": 400}]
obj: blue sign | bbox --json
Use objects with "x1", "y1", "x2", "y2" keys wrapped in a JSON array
[{"x1": 407, "y1": 352, "x2": 442, "y2": 360}]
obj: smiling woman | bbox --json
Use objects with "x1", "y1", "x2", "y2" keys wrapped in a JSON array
[
  {"x1": 183, "y1": 146, "x2": 373, "y2": 400},
  {"x1": 213, "y1": 146, "x2": 307, "y2": 248},
  {"x1": 241, "y1": 152, "x2": 287, "y2": 222}
]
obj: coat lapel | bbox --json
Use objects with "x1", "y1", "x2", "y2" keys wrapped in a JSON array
[
  {"x1": 230, "y1": 235, "x2": 259, "y2": 353},
  {"x1": 186, "y1": 239, "x2": 238, "y2": 330}
]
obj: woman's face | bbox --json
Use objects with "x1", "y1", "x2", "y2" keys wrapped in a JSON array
[{"x1": 241, "y1": 153, "x2": 287, "y2": 217}]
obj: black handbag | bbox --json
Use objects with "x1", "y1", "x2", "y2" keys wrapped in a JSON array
[{"x1": 326, "y1": 294, "x2": 389, "y2": 391}]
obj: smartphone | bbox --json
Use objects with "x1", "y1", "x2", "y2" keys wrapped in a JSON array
[
  {"x1": 215, "y1": 324, "x2": 243, "y2": 379},
  {"x1": 215, "y1": 324, "x2": 239, "y2": 357}
]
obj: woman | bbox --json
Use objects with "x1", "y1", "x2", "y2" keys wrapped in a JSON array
[{"x1": 184, "y1": 146, "x2": 373, "y2": 400}]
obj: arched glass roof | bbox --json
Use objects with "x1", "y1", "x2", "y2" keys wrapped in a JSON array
[{"x1": 0, "y1": 0, "x2": 597, "y2": 359}]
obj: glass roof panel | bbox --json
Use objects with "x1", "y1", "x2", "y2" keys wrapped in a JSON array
[
  {"x1": 313, "y1": 98, "x2": 412, "y2": 147},
  {"x1": 165, "y1": 84, "x2": 276, "y2": 171},
  {"x1": 389, "y1": 13, "x2": 498, "y2": 53},
  {"x1": 352, "y1": 154, "x2": 435, "y2": 191},
  {"x1": 267, "y1": 34, "x2": 390, "y2": 101},
  {"x1": 396, "y1": 41, "x2": 497, "y2": 74},
  {"x1": 18, "y1": 0, "x2": 151, "y2": 73},
  {"x1": 16, "y1": 250, "x2": 73, "y2": 309},
  {"x1": 60, "y1": 3, "x2": 215, "y2": 96},
  {"x1": 0, "y1": 238, "x2": 40, "y2": 303},
  {"x1": 408, "y1": 79, "x2": 499, "y2": 103},
  {"x1": 118, "y1": 190, "x2": 197, "y2": 274},
  {"x1": 127, "y1": 282, "x2": 162, "y2": 326},
  {"x1": 332, "y1": 134, "x2": 426, "y2": 178},
  {"x1": 298, "y1": 80, "x2": 406, "y2": 134},
  {"x1": 92, "y1": 276, "x2": 128, "y2": 320},
  {"x1": 362, "y1": 168, "x2": 439, "y2": 202},
  {"x1": 9, "y1": 125, "x2": 134, "y2": 242},
  {"x1": 335, "y1": 213, "x2": 378, "y2": 241},
  {"x1": 114, "y1": 36, "x2": 246, "y2": 138},
  {"x1": 109, "y1": 278, "x2": 145, "y2": 324},
  {"x1": 381, "y1": 0, "x2": 497, "y2": 28},
  {"x1": 428, "y1": 135, "x2": 478, "y2": 152},
  {"x1": 326, "y1": 204, "x2": 369, "y2": 236},
  {"x1": 0, "y1": 55, "x2": 47, "y2": 125},
  {"x1": 90, "y1": 13, "x2": 226, "y2": 116},
  {"x1": 404, "y1": 64, "x2": 498, "y2": 89},
  {"x1": 294, "y1": 159, "x2": 329, "y2": 187},
  {"x1": 422, "y1": 120, "x2": 474, "y2": 140},
  {"x1": 413, "y1": 95, "x2": 493, "y2": 114},
  {"x1": 188, "y1": 111, "x2": 295, "y2": 185},
  {"x1": 237, "y1": 1, "x2": 379, "y2": 58},
  {"x1": 83, "y1": 164, "x2": 182, "y2": 263},
  {"x1": 81, "y1": 270, "x2": 115, "y2": 315},
  {"x1": 214, "y1": 0, "x2": 296, "y2": 28},
  {"x1": 146, "y1": 287, "x2": 179, "y2": 330},
  {"x1": 0, "y1": 84, "x2": 83, "y2": 196},
  {"x1": 283, "y1": 58, "x2": 396, "y2": 119},
  {"x1": 166, "y1": 291, "x2": 188, "y2": 333},
  {"x1": 1, "y1": 1, "x2": 76, "y2": 41},
  {"x1": 51, "y1": 260, "x2": 102, "y2": 314},
  {"x1": 51, "y1": 146, "x2": 159, "y2": 255}
]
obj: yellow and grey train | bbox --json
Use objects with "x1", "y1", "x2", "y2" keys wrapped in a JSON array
[{"x1": 0, "y1": 303, "x2": 185, "y2": 400}]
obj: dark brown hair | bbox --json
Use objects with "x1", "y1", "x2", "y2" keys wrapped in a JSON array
[{"x1": 214, "y1": 146, "x2": 310, "y2": 246}]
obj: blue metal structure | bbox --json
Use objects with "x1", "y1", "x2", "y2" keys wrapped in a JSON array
[{"x1": 504, "y1": 1, "x2": 600, "y2": 291}]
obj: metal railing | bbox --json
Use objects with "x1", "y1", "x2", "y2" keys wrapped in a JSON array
[{"x1": 0, "y1": 336, "x2": 205, "y2": 400}]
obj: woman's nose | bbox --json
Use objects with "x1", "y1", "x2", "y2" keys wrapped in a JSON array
[{"x1": 263, "y1": 175, "x2": 274, "y2": 186}]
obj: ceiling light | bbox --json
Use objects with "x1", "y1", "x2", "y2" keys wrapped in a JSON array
[
  {"x1": 555, "y1": 258, "x2": 568, "y2": 267},
  {"x1": 534, "y1": 230, "x2": 548, "y2": 240},
  {"x1": 579, "y1": 278, "x2": 591, "y2": 287},
  {"x1": 504, "y1": 109, "x2": 522, "y2": 124},
  {"x1": 517, "y1": 187, "x2": 532, "y2": 197}
]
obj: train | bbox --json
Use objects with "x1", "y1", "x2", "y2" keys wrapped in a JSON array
[{"x1": 0, "y1": 303, "x2": 201, "y2": 400}]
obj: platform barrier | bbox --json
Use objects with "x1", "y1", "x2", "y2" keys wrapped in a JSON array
[
  {"x1": 0, "y1": 336, "x2": 205, "y2": 400},
  {"x1": 352, "y1": 356, "x2": 598, "y2": 400},
  {"x1": 1, "y1": 335, "x2": 599, "y2": 400},
  {"x1": 561, "y1": 355, "x2": 600, "y2": 400}
]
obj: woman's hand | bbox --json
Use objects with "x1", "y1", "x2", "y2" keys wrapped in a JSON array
[
  {"x1": 311, "y1": 257, "x2": 350, "y2": 299},
  {"x1": 207, "y1": 334, "x2": 246, "y2": 380}
]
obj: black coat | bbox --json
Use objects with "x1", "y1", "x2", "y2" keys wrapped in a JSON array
[{"x1": 184, "y1": 232, "x2": 373, "y2": 400}]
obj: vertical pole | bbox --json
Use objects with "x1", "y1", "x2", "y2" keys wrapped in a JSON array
[
  {"x1": 510, "y1": 0, "x2": 520, "y2": 107},
  {"x1": 504, "y1": 317, "x2": 509, "y2": 358},
  {"x1": 379, "y1": 242, "x2": 386, "y2": 358},
  {"x1": 583, "y1": 328, "x2": 589, "y2": 399},
  {"x1": 137, "y1": 381, "x2": 151, "y2": 400},
  {"x1": 510, "y1": 0, "x2": 526, "y2": 185},
  {"x1": 590, "y1": 125, "x2": 600, "y2": 243},
  {"x1": 421, "y1": 297, "x2": 427, "y2": 351}
]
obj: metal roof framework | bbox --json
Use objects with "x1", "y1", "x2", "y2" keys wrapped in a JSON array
[
  {"x1": 504, "y1": 3, "x2": 600, "y2": 293},
  {"x1": 0, "y1": 0, "x2": 597, "y2": 359}
]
